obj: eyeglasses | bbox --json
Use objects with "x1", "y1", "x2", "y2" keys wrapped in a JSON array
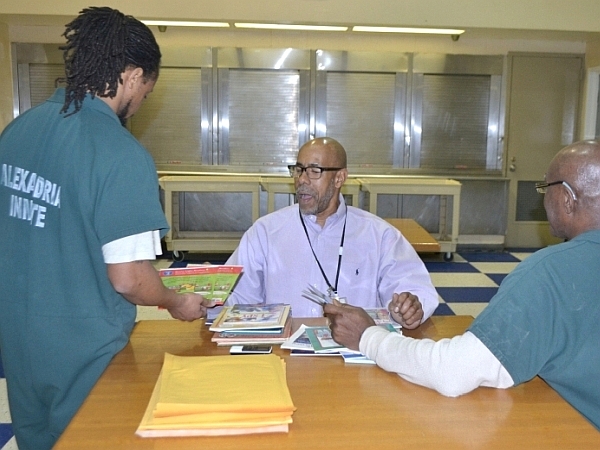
[
  {"x1": 535, "y1": 180, "x2": 577, "y2": 200},
  {"x1": 288, "y1": 164, "x2": 342, "y2": 180}
]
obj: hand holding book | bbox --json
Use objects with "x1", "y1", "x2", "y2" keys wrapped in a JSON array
[
  {"x1": 159, "y1": 265, "x2": 243, "y2": 306},
  {"x1": 165, "y1": 292, "x2": 216, "y2": 322}
]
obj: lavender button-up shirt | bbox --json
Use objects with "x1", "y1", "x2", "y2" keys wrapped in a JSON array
[{"x1": 226, "y1": 197, "x2": 439, "y2": 320}]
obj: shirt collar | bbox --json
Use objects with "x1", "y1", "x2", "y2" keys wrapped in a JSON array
[
  {"x1": 49, "y1": 88, "x2": 120, "y2": 125},
  {"x1": 303, "y1": 194, "x2": 347, "y2": 227}
]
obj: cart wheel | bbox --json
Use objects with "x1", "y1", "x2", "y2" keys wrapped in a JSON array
[
  {"x1": 443, "y1": 252, "x2": 454, "y2": 261},
  {"x1": 172, "y1": 250, "x2": 186, "y2": 262}
]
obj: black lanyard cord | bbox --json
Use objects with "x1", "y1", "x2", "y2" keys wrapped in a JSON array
[{"x1": 299, "y1": 208, "x2": 347, "y2": 295}]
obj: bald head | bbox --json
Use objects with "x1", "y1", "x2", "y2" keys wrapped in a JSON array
[
  {"x1": 544, "y1": 140, "x2": 600, "y2": 239},
  {"x1": 294, "y1": 137, "x2": 348, "y2": 226},
  {"x1": 298, "y1": 137, "x2": 347, "y2": 169},
  {"x1": 548, "y1": 140, "x2": 600, "y2": 201}
]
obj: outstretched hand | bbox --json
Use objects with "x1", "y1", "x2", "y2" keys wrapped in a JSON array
[{"x1": 323, "y1": 301, "x2": 376, "y2": 351}]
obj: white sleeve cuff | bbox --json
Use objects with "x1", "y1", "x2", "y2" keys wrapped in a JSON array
[
  {"x1": 360, "y1": 327, "x2": 514, "y2": 397},
  {"x1": 102, "y1": 230, "x2": 162, "y2": 264}
]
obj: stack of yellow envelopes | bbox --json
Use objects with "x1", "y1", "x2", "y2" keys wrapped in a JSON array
[{"x1": 136, "y1": 353, "x2": 296, "y2": 437}]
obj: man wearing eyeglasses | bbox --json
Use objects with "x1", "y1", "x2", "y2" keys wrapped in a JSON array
[
  {"x1": 225, "y1": 137, "x2": 439, "y2": 328},
  {"x1": 324, "y1": 139, "x2": 600, "y2": 430}
]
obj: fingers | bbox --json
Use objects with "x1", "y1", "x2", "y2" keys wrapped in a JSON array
[
  {"x1": 388, "y1": 292, "x2": 424, "y2": 329},
  {"x1": 201, "y1": 297, "x2": 217, "y2": 308},
  {"x1": 388, "y1": 292, "x2": 410, "y2": 314},
  {"x1": 323, "y1": 302, "x2": 345, "y2": 316}
]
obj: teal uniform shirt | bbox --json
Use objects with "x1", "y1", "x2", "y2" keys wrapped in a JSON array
[
  {"x1": 0, "y1": 89, "x2": 168, "y2": 449},
  {"x1": 469, "y1": 230, "x2": 600, "y2": 430}
]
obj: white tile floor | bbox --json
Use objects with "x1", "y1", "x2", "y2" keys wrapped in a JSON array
[{"x1": 0, "y1": 249, "x2": 535, "y2": 449}]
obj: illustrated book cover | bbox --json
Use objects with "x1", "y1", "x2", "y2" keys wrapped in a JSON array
[
  {"x1": 209, "y1": 304, "x2": 291, "y2": 332},
  {"x1": 159, "y1": 265, "x2": 243, "y2": 306}
]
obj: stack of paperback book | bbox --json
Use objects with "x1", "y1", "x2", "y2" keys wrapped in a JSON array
[{"x1": 209, "y1": 303, "x2": 292, "y2": 346}]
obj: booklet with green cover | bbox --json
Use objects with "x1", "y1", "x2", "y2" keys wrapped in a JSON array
[{"x1": 159, "y1": 265, "x2": 243, "y2": 306}]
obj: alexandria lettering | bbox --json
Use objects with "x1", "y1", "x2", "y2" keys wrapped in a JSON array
[{"x1": 1, "y1": 164, "x2": 61, "y2": 228}]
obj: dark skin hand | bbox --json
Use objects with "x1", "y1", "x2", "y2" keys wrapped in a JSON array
[
  {"x1": 324, "y1": 292, "x2": 423, "y2": 349},
  {"x1": 323, "y1": 301, "x2": 376, "y2": 351}
]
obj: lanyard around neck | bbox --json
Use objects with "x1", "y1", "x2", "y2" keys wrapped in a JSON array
[{"x1": 299, "y1": 208, "x2": 347, "y2": 296}]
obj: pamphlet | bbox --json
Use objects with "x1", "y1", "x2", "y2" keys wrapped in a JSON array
[
  {"x1": 159, "y1": 265, "x2": 242, "y2": 306},
  {"x1": 284, "y1": 323, "x2": 400, "y2": 362},
  {"x1": 365, "y1": 308, "x2": 402, "y2": 329},
  {"x1": 304, "y1": 326, "x2": 361, "y2": 354},
  {"x1": 281, "y1": 324, "x2": 314, "y2": 351}
]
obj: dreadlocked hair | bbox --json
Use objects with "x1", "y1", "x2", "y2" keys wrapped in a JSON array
[{"x1": 60, "y1": 6, "x2": 161, "y2": 115}]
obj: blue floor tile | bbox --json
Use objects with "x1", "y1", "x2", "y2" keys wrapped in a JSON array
[
  {"x1": 425, "y1": 262, "x2": 480, "y2": 273},
  {"x1": 0, "y1": 424, "x2": 13, "y2": 448},
  {"x1": 432, "y1": 303, "x2": 455, "y2": 316},
  {"x1": 436, "y1": 287, "x2": 498, "y2": 303},
  {"x1": 458, "y1": 252, "x2": 521, "y2": 263},
  {"x1": 505, "y1": 247, "x2": 542, "y2": 253},
  {"x1": 168, "y1": 261, "x2": 188, "y2": 268},
  {"x1": 486, "y1": 273, "x2": 508, "y2": 286},
  {"x1": 165, "y1": 253, "x2": 229, "y2": 265}
]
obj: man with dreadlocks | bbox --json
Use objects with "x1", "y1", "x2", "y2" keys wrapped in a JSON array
[{"x1": 0, "y1": 7, "x2": 212, "y2": 449}]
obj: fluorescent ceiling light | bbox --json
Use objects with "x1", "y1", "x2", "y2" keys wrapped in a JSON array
[
  {"x1": 142, "y1": 20, "x2": 230, "y2": 28},
  {"x1": 235, "y1": 23, "x2": 348, "y2": 32},
  {"x1": 353, "y1": 26, "x2": 465, "y2": 35}
]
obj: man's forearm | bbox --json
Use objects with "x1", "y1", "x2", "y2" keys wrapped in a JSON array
[
  {"x1": 106, "y1": 260, "x2": 178, "y2": 308},
  {"x1": 360, "y1": 328, "x2": 514, "y2": 397}
]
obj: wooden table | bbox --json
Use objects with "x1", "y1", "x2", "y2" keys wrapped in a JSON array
[
  {"x1": 54, "y1": 317, "x2": 600, "y2": 449},
  {"x1": 385, "y1": 218, "x2": 441, "y2": 253}
]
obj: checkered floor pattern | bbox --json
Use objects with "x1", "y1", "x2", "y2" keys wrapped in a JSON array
[{"x1": 0, "y1": 249, "x2": 535, "y2": 449}]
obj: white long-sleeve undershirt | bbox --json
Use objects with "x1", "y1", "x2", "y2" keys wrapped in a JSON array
[
  {"x1": 359, "y1": 327, "x2": 514, "y2": 397},
  {"x1": 102, "y1": 230, "x2": 162, "y2": 263}
]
